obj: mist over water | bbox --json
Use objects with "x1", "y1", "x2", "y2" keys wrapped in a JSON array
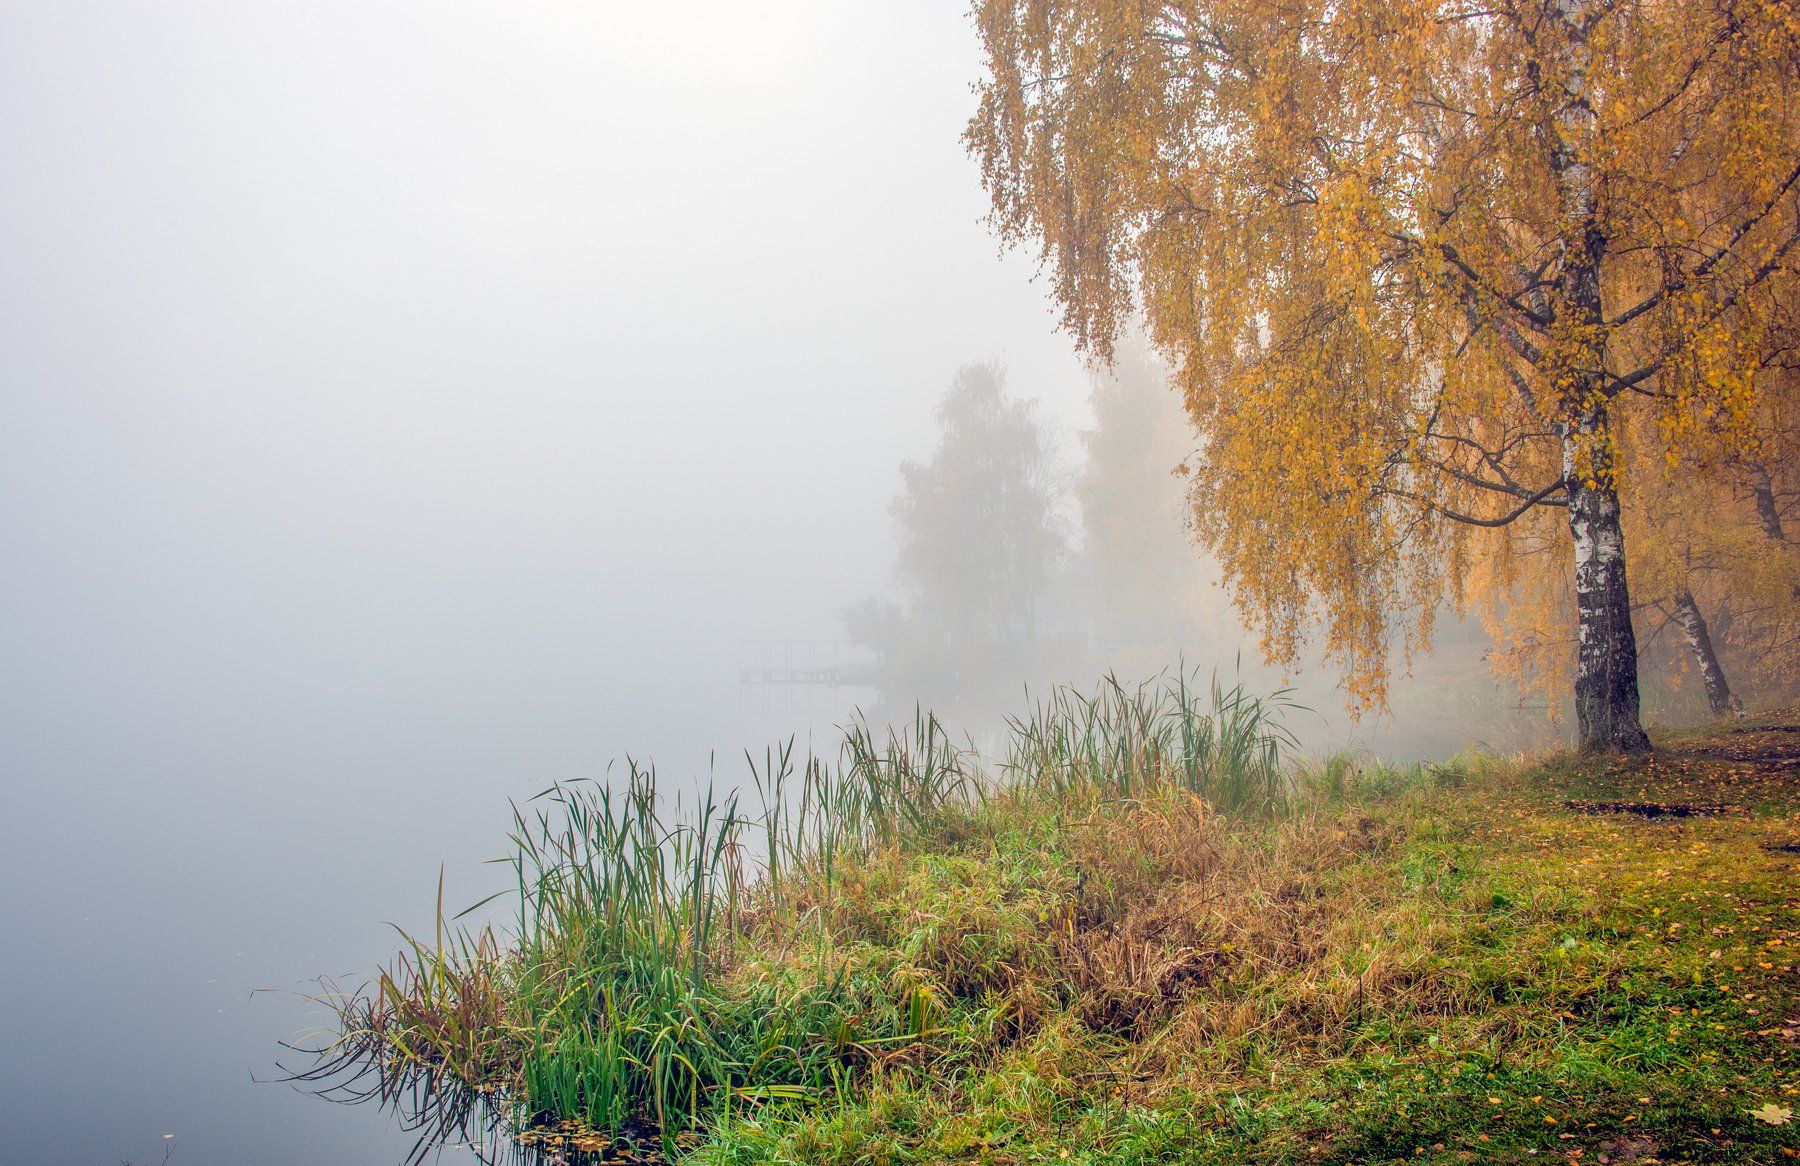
[{"x1": 0, "y1": 4, "x2": 1569, "y2": 1164}]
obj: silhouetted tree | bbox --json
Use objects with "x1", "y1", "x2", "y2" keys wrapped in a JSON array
[
  {"x1": 1075, "y1": 344, "x2": 1210, "y2": 649},
  {"x1": 892, "y1": 361, "x2": 1064, "y2": 646}
]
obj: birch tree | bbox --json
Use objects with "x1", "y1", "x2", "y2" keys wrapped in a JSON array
[{"x1": 968, "y1": 0, "x2": 1800, "y2": 751}]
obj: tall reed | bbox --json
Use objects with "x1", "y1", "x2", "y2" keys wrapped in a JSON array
[
  {"x1": 300, "y1": 669, "x2": 1299, "y2": 1153},
  {"x1": 1005, "y1": 668, "x2": 1297, "y2": 812}
]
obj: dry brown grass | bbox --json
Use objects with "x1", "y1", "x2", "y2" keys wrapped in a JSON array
[{"x1": 1053, "y1": 793, "x2": 1402, "y2": 1042}]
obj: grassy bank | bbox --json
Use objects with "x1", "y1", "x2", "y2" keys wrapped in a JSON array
[{"x1": 308, "y1": 677, "x2": 1799, "y2": 1164}]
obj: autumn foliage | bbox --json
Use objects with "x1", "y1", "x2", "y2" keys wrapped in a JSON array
[{"x1": 968, "y1": 0, "x2": 1800, "y2": 747}]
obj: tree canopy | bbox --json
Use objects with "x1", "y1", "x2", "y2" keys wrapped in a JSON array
[
  {"x1": 1076, "y1": 342, "x2": 1213, "y2": 644},
  {"x1": 892, "y1": 361, "x2": 1065, "y2": 647},
  {"x1": 969, "y1": 0, "x2": 1800, "y2": 749}
]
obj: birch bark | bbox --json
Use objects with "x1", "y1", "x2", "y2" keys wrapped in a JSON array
[
  {"x1": 1551, "y1": 0, "x2": 1651, "y2": 753},
  {"x1": 1670, "y1": 589, "x2": 1740, "y2": 718}
]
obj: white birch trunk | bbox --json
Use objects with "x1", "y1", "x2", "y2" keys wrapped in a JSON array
[
  {"x1": 1551, "y1": 0, "x2": 1650, "y2": 753},
  {"x1": 1670, "y1": 588, "x2": 1740, "y2": 718},
  {"x1": 1563, "y1": 413, "x2": 1651, "y2": 752}
]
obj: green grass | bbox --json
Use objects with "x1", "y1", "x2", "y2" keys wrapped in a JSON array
[{"x1": 301, "y1": 683, "x2": 1800, "y2": 1164}]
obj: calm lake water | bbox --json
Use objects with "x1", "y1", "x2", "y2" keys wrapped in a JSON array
[{"x1": 0, "y1": 656, "x2": 859, "y2": 1165}]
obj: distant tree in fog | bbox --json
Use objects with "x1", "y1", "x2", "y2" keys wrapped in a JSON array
[
  {"x1": 838, "y1": 594, "x2": 906, "y2": 667},
  {"x1": 1075, "y1": 344, "x2": 1212, "y2": 648},
  {"x1": 892, "y1": 361, "x2": 1064, "y2": 646}
]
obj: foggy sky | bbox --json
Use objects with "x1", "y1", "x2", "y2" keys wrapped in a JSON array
[
  {"x1": 0, "y1": 0, "x2": 1096, "y2": 771},
  {"x1": 0, "y1": 4, "x2": 1093, "y2": 1163}
]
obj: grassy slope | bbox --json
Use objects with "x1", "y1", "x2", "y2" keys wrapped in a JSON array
[{"x1": 691, "y1": 716, "x2": 1800, "y2": 1166}]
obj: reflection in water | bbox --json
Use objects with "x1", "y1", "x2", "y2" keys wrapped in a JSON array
[{"x1": 286, "y1": 1009, "x2": 673, "y2": 1166}]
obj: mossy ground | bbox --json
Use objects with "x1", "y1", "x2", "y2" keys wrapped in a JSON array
[{"x1": 690, "y1": 715, "x2": 1800, "y2": 1165}]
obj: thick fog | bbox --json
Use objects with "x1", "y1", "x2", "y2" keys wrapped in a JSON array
[{"x1": 0, "y1": 4, "x2": 1549, "y2": 1164}]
